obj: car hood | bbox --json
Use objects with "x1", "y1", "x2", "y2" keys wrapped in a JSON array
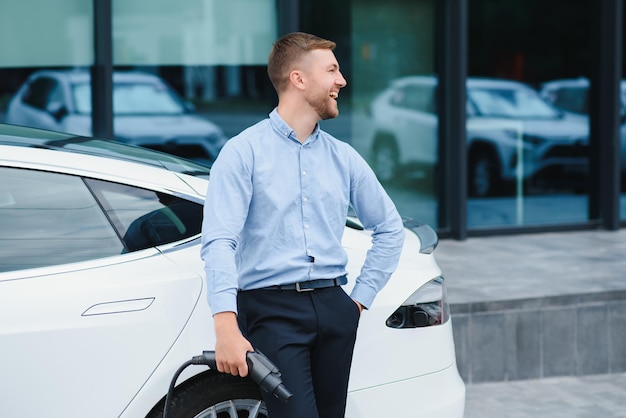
[
  {"x1": 470, "y1": 116, "x2": 589, "y2": 142},
  {"x1": 60, "y1": 113, "x2": 224, "y2": 141},
  {"x1": 113, "y1": 114, "x2": 223, "y2": 139}
]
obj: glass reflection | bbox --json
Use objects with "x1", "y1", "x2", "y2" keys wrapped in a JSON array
[
  {"x1": 467, "y1": 0, "x2": 592, "y2": 228},
  {"x1": 539, "y1": 77, "x2": 626, "y2": 220},
  {"x1": 348, "y1": 0, "x2": 438, "y2": 227}
]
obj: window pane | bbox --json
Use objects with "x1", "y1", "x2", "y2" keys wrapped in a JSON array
[
  {"x1": 0, "y1": 168, "x2": 122, "y2": 272},
  {"x1": 468, "y1": 0, "x2": 592, "y2": 228},
  {"x1": 113, "y1": 0, "x2": 276, "y2": 65},
  {"x1": 348, "y1": 0, "x2": 438, "y2": 227},
  {"x1": 0, "y1": 0, "x2": 93, "y2": 67},
  {"x1": 0, "y1": 0, "x2": 93, "y2": 139},
  {"x1": 109, "y1": 1, "x2": 277, "y2": 166},
  {"x1": 108, "y1": 0, "x2": 439, "y2": 227}
]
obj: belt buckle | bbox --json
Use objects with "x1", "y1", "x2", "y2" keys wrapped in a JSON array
[{"x1": 295, "y1": 282, "x2": 315, "y2": 292}]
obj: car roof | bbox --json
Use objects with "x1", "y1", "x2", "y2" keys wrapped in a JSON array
[
  {"x1": 0, "y1": 123, "x2": 211, "y2": 178},
  {"x1": 389, "y1": 75, "x2": 531, "y2": 90},
  {"x1": 27, "y1": 69, "x2": 166, "y2": 84},
  {"x1": 541, "y1": 77, "x2": 626, "y2": 90},
  {"x1": 466, "y1": 77, "x2": 531, "y2": 89}
]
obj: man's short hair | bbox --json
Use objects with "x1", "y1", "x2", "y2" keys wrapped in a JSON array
[{"x1": 267, "y1": 32, "x2": 336, "y2": 93}]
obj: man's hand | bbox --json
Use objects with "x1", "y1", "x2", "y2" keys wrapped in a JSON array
[
  {"x1": 353, "y1": 300, "x2": 364, "y2": 314},
  {"x1": 213, "y1": 311, "x2": 254, "y2": 377}
]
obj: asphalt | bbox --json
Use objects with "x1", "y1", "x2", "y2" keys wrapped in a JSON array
[{"x1": 435, "y1": 228, "x2": 626, "y2": 417}]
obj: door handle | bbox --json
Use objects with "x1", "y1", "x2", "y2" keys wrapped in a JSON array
[{"x1": 82, "y1": 297, "x2": 155, "y2": 316}]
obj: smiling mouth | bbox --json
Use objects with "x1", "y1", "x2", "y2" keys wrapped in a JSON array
[{"x1": 329, "y1": 91, "x2": 338, "y2": 99}]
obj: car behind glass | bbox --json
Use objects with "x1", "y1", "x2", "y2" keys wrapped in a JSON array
[
  {"x1": 369, "y1": 76, "x2": 589, "y2": 197},
  {"x1": 4, "y1": 69, "x2": 228, "y2": 166},
  {"x1": 539, "y1": 77, "x2": 626, "y2": 175}
]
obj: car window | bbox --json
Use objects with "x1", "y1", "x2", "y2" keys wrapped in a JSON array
[
  {"x1": 46, "y1": 81, "x2": 64, "y2": 107},
  {"x1": 72, "y1": 81, "x2": 185, "y2": 115},
  {"x1": 0, "y1": 167, "x2": 124, "y2": 272},
  {"x1": 85, "y1": 179, "x2": 203, "y2": 252},
  {"x1": 21, "y1": 77, "x2": 58, "y2": 110},
  {"x1": 390, "y1": 84, "x2": 436, "y2": 114},
  {"x1": 552, "y1": 87, "x2": 588, "y2": 115},
  {"x1": 468, "y1": 87, "x2": 559, "y2": 119},
  {"x1": 466, "y1": 99, "x2": 477, "y2": 116}
]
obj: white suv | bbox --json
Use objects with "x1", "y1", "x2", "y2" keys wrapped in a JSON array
[
  {"x1": 540, "y1": 77, "x2": 626, "y2": 176},
  {"x1": 4, "y1": 69, "x2": 227, "y2": 165},
  {"x1": 369, "y1": 76, "x2": 589, "y2": 196}
]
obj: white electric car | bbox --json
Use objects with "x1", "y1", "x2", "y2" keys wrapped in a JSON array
[{"x1": 0, "y1": 123, "x2": 465, "y2": 418}]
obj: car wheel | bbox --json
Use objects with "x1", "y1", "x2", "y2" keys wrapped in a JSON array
[
  {"x1": 468, "y1": 149, "x2": 499, "y2": 197},
  {"x1": 372, "y1": 135, "x2": 399, "y2": 183},
  {"x1": 150, "y1": 373, "x2": 267, "y2": 418}
]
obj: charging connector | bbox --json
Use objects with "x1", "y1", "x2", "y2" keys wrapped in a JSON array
[{"x1": 163, "y1": 350, "x2": 292, "y2": 418}]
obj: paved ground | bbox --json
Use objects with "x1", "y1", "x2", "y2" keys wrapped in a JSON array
[
  {"x1": 434, "y1": 228, "x2": 626, "y2": 417},
  {"x1": 436, "y1": 228, "x2": 626, "y2": 305},
  {"x1": 465, "y1": 372, "x2": 626, "y2": 418}
]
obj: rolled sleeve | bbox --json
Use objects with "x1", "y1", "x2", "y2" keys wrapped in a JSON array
[{"x1": 349, "y1": 152, "x2": 406, "y2": 309}]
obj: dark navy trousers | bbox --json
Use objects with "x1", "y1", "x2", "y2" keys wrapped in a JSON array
[{"x1": 237, "y1": 285, "x2": 361, "y2": 418}]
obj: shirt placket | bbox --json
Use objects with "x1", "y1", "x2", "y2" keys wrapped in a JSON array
[{"x1": 299, "y1": 142, "x2": 315, "y2": 278}]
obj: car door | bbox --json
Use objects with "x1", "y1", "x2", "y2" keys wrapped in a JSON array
[
  {"x1": 9, "y1": 76, "x2": 66, "y2": 131},
  {"x1": 0, "y1": 167, "x2": 204, "y2": 417},
  {"x1": 391, "y1": 83, "x2": 438, "y2": 165}
]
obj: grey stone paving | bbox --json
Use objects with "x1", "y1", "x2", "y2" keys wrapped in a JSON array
[
  {"x1": 464, "y1": 372, "x2": 626, "y2": 418},
  {"x1": 434, "y1": 228, "x2": 626, "y2": 417},
  {"x1": 436, "y1": 228, "x2": 626, "y2": 305}
]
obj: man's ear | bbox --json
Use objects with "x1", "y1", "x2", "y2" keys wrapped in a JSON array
[{"x1": 289, "y1": 70, "x2": 306, "y2": 91}]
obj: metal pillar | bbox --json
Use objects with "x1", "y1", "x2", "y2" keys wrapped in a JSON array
[
  {"x1": 438, "y1": 0, "x2": 468, "y2": 240},
  {"x1": 589, "y1": 0, "x2": 623, "y2": 229},
  {"x1": 92, "y1": 0, "x2": 114, "y2": 139}
]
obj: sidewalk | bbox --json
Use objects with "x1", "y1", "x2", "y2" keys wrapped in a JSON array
[
  {"x1": 433, "y1": 228, "x2": 626, "y2": 416},
  {"x1": 464, "y1": 372, "x2": 626, "y2": 418},
  {"x1": 436, "y1": 228, "x2": 626, "y2": 305}
]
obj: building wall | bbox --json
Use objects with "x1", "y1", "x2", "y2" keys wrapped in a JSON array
[{"x1": 0, "y1": 0, "x2": 623, "y2": 236}]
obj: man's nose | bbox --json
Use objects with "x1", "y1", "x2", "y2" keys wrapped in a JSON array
[{"x1": 337, "y1": 72, "x2": 347, "y2": 87}]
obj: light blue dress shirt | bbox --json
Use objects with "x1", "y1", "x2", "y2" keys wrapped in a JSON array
[{"x1": 201, "y1": 109, "x2": 405, "y2": 314}]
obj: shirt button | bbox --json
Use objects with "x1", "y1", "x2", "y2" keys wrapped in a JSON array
[
  {"x1": 303, "y1": 197, "x2": 308, "y2": 202},
  {"x1": 302, "y1": 170, "x2": 307, "y2": 176},
  {"x1": 304, "y1": 224, "x2": 310, "y2": 229}
]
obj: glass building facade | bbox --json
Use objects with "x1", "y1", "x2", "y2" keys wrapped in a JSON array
[{"x1": 1, "y1": 0, "x2": 624, "y2": 239}]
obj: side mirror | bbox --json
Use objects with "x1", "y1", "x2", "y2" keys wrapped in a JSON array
[
  {"x1": 402, "y1": 217, "x2": 439, "y2": 254},
  {"x1": 46, "y1": 101, "x2": 68, "y2": 121}
]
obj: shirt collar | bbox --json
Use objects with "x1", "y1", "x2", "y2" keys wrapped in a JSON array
[{"x1": 269, "y1": 108, "x2": 320, "y2": 145}]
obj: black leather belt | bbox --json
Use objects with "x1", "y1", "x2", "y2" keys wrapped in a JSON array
[{"x1": 264, "y1": 276, "x2": 347, "y2": 292}]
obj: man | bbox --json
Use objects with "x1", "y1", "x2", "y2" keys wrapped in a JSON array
[{"x1": 201, "y1": 32, "x2": 405, "y2": 418}]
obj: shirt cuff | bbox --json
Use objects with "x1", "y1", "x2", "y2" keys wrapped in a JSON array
[
  {"x1": 207, "y1": 289, "x2": 239, "y2": 315},
  {"x1": 349, "y1": 283, "x2": 378, "y2": 310}
]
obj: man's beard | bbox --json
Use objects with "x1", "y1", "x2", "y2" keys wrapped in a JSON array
[{"x1": 308, "y1": 93, "x2": 339, "y2": 120}]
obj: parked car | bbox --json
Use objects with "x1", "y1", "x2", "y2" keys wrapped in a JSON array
[
  {"x1": 539, "y1": 77, "x2": 626, "y2": 173},
  {"x1": 0, "y1": 124, "x2": 465, "y2": 418},
  {"x1": 4, "y1": 69, "x2": 227, "y2": 165},
  {"x1": 369, "y1": 76, "x2": 589, "y2": 196}
]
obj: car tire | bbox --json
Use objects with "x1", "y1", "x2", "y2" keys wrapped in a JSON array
[
  {"x1": 468, "y1": 149, "x2": 500, "y2": 197},
  {"x1": 149, "y1": 372, "x2": 267, "y2": 418},
  {"x1": 372, "y1": 135, "x2": 399, "y2": 183}
]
